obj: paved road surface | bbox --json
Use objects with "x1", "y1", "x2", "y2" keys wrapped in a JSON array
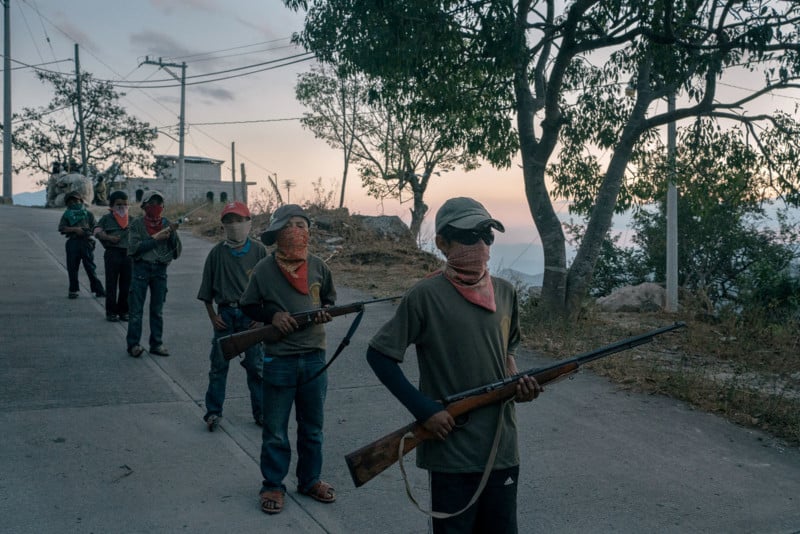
[{"x1": 1, "y1": 204, "x2": 799, "y2": 533}]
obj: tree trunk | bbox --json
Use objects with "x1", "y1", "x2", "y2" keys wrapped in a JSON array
[
  {"x1": 409, "y1": 186, "x2": 428, "y2": 242},
  {"x1": 515, "y1": 78, "x2": 567, "y2": 315}
]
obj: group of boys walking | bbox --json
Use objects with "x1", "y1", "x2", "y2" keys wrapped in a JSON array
[{"x1": 59, "y1": 191, "x2": 540, "y2": 533}]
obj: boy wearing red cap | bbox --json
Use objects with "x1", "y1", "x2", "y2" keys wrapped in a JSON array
[{"x1": 197, "y1": 201, "x2": 267, "y2": 431}]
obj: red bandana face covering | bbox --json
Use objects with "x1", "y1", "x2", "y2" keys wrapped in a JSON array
[
  {"x1": 143, "y1": 204, "x2": 164, "y2": 236},
  {"x1": 275, "y1": 226, "x2": 310, "y2": 295},
  {"x1": 440, "y1": 241, "x2": 496, "y2": 312}
]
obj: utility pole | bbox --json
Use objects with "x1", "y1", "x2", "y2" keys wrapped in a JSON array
[
  {"x1": 666, "y1": 92, "x2": 678, "y2": 312},
  {"x1": 240, "y1": 162, "x2": 247, "y2": 205},
  {"x1": 230, "y1": 141, "x2": 236, "y2": 201},
  {"x1": 2, "y1": 0, "x2": 12, "y2": 203},
  {"x1": 75, "y1": 44, "x2": 88, "y2": 176},
  {"x1": 141, "y1": 56, "x2": 187, "y2": 203}
]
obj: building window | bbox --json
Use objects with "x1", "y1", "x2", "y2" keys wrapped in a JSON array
[
  {"x1": 206, "y1": 191, "x2": 214, "y2": 203},
  {"x1": 135, "y1": 189, "x2": 144, "y2": 202},
  {"x1": 220, "y1": 191, "x2": 228, "y2": 203}
]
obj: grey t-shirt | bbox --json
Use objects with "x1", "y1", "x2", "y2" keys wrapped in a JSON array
[
  {"x1": 197, "y1": 239, "x2": 267, "y2": 305},
  {"x1": 370, "y1": 273, "x2": 521, "y2": 473},
  {"x1": 239, "y1": 253, "x2": 336, "y2": 356},
  {"x1": 94, "y1": 212, "x2": 129, "y2": 250}
]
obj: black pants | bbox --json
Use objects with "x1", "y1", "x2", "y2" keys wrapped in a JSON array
[
  {"x1": 104, "y1": 247, "x2": 132, "y2": 316},
  {"x1": 430, "y1": 465, "x2": 519, "y2": 534},
  {"x1": 65, "y1": 238, "x2": 104, "y2": 294}
]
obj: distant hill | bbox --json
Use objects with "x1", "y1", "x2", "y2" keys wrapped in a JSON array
[
  {"x1": 13, "y1": 190, "x2": 46, "y2": 207},
  {"x1": 496, "y1": 268, "x2": 543, "y2": 288}
]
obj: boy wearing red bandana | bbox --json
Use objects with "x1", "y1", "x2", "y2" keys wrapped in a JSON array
[
  {"x1": 125, "y1": 190, "x2": 182, "y2": 358},
  {"x1": 367, "y1": 197, "x2": 541, "y2": 534},
  {"x1": 94, "y1": 190, "x2": 133, "y2": 322},
  {"x1": 239, "y1": 204, "x2": 337, "y2": 515}
]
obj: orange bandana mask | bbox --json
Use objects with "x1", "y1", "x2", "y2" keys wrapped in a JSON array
[
  {"x1": 441, "y1": 241, "x2": 496, "y2": 312},
  {"x1": 275, "y1": 226, "x2": 309, "y2": 295}
]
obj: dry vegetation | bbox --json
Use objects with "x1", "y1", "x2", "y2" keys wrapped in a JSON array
[{"x1": 174, "y1": 202, "x2": 800, "y2": 447}]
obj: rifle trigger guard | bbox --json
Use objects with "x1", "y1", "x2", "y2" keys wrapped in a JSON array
[{"x1": 454, "y1": 414, "x2": 469, "y2": 428}]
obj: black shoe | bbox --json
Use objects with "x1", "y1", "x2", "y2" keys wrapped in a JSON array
[
  {"x1": 106, "y1": 314, "x2": 119, "y2": 322},
  {"x1": 68, "y1": 292, "x2": 79, "y2": 299},
  {"x1": 119, "y1": 314, "x2": 129, "y2": 321}
]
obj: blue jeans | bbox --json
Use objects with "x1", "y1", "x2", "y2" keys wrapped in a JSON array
[
  {"x1": 126, "y1": 261, "x2": 168, "y2": 350},
  {"x1": 204, "y1": 306, "x2": 263, "y2": 422},
  {"x1": 260, "y1": 350, "x2": 327, "y2": 493}
]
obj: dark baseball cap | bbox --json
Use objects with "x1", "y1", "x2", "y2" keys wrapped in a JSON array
[
  {"x1": 435, "y1": 197, "x2": 505, "y2": 234},
  {"x1": 260, "y1": 204, "x2": 310, "y2": 245}
]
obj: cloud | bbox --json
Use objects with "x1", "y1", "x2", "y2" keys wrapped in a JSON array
[
  {"x1": 193, "y1": 85, "x2": 235, "y2": 102},
  {"x1": 129, "y1": 30, "x2": 194, "y2": 59},
  {"x1": 53, "y1": 17, "x2": 99, "y2": 53},
  {"x1": 149, "y1": 0, "x2": 219, "y2": 15}
]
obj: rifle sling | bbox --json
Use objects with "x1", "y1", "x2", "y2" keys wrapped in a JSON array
[
  {"x1": 275, "y1": 308, "x2": 366, "y2": 389},
  {"x1": 397, "y1": 398, "x2": 510, "y2": 519}
]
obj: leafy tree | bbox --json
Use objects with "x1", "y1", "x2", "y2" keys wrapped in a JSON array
[
  {"x1": 629, "y1": 122, "x2": 800, "y2": 315},
  {"x1": 283, "y1": 0, "x2": 800, "y2": 318},
  {"x1": 296, "y1": 64, "x2": 478, "y2": 239},
  {"x1": 9, "y1": 70, "x2": 156, "y2": 184}
]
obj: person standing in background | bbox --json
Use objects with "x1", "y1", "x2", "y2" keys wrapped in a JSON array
[
  {"x1": 94, "y1": 190, "x2": 132, "y2": 322},
  {"x1": 58, "y1": 190, "x2": 105, "y2": 299},
  {"x1": 126, "y1": 190, "x2": 181, "y2": 358}
]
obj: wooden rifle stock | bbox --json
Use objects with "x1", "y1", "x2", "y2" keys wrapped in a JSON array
[
  {"x1": 219, "y1": 296, "x2": 401, "y2": 360},
  {"x1": 345, "y1": 322, "x2": 686, "y2": 487}
]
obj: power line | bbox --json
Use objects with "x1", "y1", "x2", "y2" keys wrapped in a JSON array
[
  {"x1": 162, "y1": 36, "x2": 296, "y2": 62},
  {"x1": 110, "y1": 53, "x2": 316, "y2": 88},
  {"x1": 189, "y1": 116, "x2": 303, "y2": 126}
]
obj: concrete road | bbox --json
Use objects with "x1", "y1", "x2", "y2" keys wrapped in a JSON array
[{"x1": 1, "y1": 204, "x2": 799, "y2": 533}]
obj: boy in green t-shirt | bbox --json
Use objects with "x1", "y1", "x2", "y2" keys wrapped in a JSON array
[
  {"x1": 367, "y1": 197, "x2": 541, "y2": 534},
  {"x1": 58, "y1": 190, "x2": 105, "y2": 299},
  {"x1": 197, "y1": 201, "x2": 267, "y2": 431},
  {"x1": 240, "y1": 204, "x2": 336, "y2": 515}
]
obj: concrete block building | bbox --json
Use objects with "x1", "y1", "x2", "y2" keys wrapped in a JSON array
[{"x1": 117, "y1": 155, "x2": 254, "y2": 206}]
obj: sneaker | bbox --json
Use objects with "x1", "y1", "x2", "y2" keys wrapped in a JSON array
[
  {"x1": 150, "y1": 345, "x2": 170, "y2": 357},
  {"x1": 68, "y1": 292, "x2": 79, "y2": 299},
  {"x1": 119, "y1": 314, "x2": 129, "y2": 322},
  {"x1": 127, "y1": 345, "x2": 144, "y2": 358},
  {"x1": 206, "y1": 414, "x2": 221, "y2": 432},
  {"x1": 106, "y1": 314, "x2": 119, "y2": 322}
]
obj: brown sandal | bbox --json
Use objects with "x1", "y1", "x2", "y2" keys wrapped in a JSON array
[
  {"x1": 299, "y1": 480, "x2": 335, "y2": 503},
  {"x1": 259, "y1": 489, "x2": 284, "y2": 514}
]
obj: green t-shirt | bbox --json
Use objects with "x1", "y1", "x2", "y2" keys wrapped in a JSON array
[
  {"x1": 197, "y1": 239, "x2": 267, "y2": 305},
  {"x1": 239, "y1": 253, "x2": 336, "y2": 356},
  {"x1": 58, "y1": 209, "x2": 97, "y2": 240},
  {"x1": 369, "y1": 273, "x2": 521, "y2": 473},
  {"x1": 94, "y1": 212, "x2": 129, "y2": 250},
  {"x1": 127, "y1": 216, "x2": 182, "y2": 264}
]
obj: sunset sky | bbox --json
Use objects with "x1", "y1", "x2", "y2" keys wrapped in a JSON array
[{"x1": 3, "y1": 0, "x2": 797, "y2": 274}]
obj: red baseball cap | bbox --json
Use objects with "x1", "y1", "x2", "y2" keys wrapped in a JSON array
[{"x1": 220, "y1": 201, "x2": 250, "y2": 220}]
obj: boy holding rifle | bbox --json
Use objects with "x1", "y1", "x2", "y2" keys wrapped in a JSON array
[
  {"x1": 126, "y1": 190, "x2": 181, "y2": 358},
  {"x1": 197, "y1": 201, "x2": 266, "y2": 431},
  {"x1": 239, "y1": 204, "x2": 337, "y2": 515},
  {"x1": 367, "y1": 197, "x2": 541, "y2": 534}
]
